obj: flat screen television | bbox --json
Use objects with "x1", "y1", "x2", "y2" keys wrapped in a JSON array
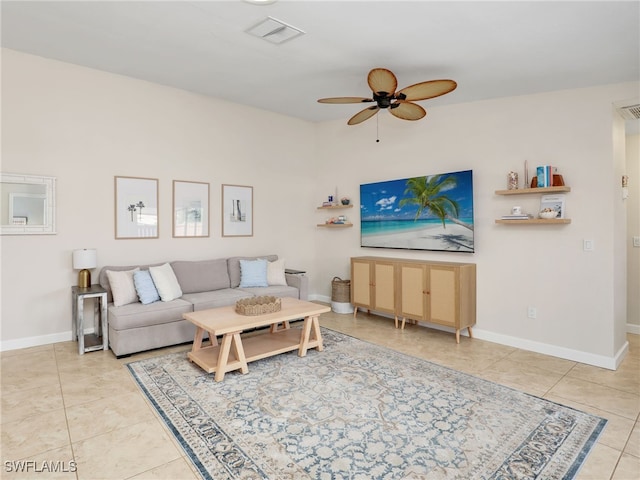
[{"x1": 360, "y1": 169, "x2": 474, "y2": 253}]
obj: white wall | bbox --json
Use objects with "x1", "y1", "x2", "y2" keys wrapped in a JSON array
[
  {"x1": 0, "y1": 49, "x2": 317, "y2": 348},
  {"x1": 2, "y1": 48, "x2": 637, "y2": 369},
  {"x1": 627, "y1": 133, "x2": 640, "y2": 332},
  {"x1": 313, "y1": 83, "x2": 638, "y2": 369}
]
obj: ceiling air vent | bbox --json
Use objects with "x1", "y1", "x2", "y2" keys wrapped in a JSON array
[
  {"x1": 246, "y1": 16, "x2": 305, "y2": 45},
  {"x1": 615, "y1": 100, "x2": 640, "y2": 120}
]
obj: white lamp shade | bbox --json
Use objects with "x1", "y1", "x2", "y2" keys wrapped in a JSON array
[{"x1": 73, "y1": 249, "x2": 97, "y2": 269}]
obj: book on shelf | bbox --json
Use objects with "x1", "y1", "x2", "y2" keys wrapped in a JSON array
[
  {"x1": 539, "y1": 194, "x2": 566, "y2": 218},
  {"x1": 501, "y1": 214, "x2": 533, "y2": 220},
  {"x1": 536, "y1": 165, "x2": 553, "y2": 188}
]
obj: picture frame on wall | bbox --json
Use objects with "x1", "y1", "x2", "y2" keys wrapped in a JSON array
[
  {"x1": 114, "y1": 176, "x2": 159, "y2": 239},
  {"x1": 221, "y1": 184, "x2": 253, "y2": 237},
  {"x1": 173, "y1": 180, "x2": 210, "y2": 238}
]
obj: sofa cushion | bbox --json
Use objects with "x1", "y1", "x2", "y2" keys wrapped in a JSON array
[
  {"x1": 182, "y1": 289, "x2": 255, "y2": 312},
  {"x1": 239, "y1": 259, "x2": 268, "y2": 287},
  {"x1": 228, "y1": 255, "x2": 278, "y2": 288},
  {"x1": 237, "y1": 285, "x2": 300, "y2": 300},
  {"x1": 106, "y1": 268, "x2": 140, "y2": 307},
  {"x1": 100, "y1": 263, "x2": 163, "y2": 303},
  {"x1": 133, "y1": 270, "x2": 160, "y2": 305},
  {"x1": 149, "y1": 263, "x2": 183, "y2": 302},
  {"x1": 267, "y1": 258, "x2": 287, "y2": 286},
  {"x1": 108, "y1": 299, "x2": 193, "y2": 330},
  {"x1": 171, "y1": 259, "x2": 230, "y2": 294}
]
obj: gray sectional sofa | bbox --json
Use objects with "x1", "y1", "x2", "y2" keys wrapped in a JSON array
[{"x1": 98, "y1": 255, "x2": 308, "y2": 357}]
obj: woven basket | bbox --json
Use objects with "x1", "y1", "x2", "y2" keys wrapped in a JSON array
[
  {"x1": 331, "y1": 277, "x2": 351, "y2": 303},
  {"x1": 235, "y1": 296, "x2": 282, "y2": 316}
]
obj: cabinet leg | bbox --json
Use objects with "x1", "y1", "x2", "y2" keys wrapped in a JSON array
[
  {"x1": 467, "y1": 326, "x2": 474, "y2": 339},
  {"x1": 455, "y1": 329, "x2": 460, "y2": 344},
  {"x1": 401, "y1": 317, "x2": 406, "y2": 330},
  {"x1": 394, "y1": 316, "x2": 398, "y2": 328},
  {"x1": 353, "y1": 307, "x2": 358, "y2": 319}
]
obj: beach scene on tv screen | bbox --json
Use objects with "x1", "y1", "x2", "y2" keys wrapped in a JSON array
[{"x1": 360, "y1": 170, "x2": 474, "y2": 252}]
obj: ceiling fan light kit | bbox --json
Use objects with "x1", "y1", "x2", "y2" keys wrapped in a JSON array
[{"x1": 318, "y1": 68, "x2": 457, "y2": 125}]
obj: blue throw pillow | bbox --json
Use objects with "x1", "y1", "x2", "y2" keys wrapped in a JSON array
[
  {"x1": 239, "y1": 258, "x2": 268, "y2": 288},
  {"x1": 133, "y1": 270, "x2": 160, "y2": 305}
]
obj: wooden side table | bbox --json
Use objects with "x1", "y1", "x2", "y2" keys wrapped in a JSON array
[{"x1": 72, "y1": 285, "x2": 108, "y2": 355}]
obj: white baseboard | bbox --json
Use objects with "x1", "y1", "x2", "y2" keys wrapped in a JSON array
[
  {"x1": 471, "y1": 328, "x2": 624, "y2": 371},
  {"x1": 627, "y1": 323, "x2": 640, "y2": 335},
  {"x1": 1, "y1": 331, "x2": 73, "y2": 352}
]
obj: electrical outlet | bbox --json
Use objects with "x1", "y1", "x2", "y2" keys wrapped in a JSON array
[
  {"x1": 527, "y1": 306, "x2": 537, "y2": 319},
  {"x1": 583, "y1": 239, "x2": 594, "y2": 251}
]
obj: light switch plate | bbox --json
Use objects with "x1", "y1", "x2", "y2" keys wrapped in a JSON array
[
  {"x1": 583, "y1": 239, "x2": 594, "y2": 251},
  {"x1": 634, "y1": 236, "x2": 640, "y2": 248}
]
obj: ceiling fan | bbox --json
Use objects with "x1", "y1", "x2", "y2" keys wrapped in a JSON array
[{"x1": 318, "y1": 68, "x2": 457, "y2": 125}]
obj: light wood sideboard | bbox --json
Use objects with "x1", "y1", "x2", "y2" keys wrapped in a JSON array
[{"x1": 351, "y1": 256, "x2": 476, "y2": 343}]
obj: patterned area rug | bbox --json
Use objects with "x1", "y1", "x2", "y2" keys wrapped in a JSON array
[{"x1": 127, "y1": 328, "x2": 606, "y2": 479}]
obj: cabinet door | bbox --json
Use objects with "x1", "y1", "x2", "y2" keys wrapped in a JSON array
[
  {"x1": 427, "y1": 266, "x2": 458, "y2": 327},
  {"x1": 351, "y1": 259, "x2": 372, "y2": 307},
  {"x1": 373, "y1": 261, "x2": 396, "y2": 314},
  {"x1": 399, "y1": 263, "x2": 427, "y2": 321}
]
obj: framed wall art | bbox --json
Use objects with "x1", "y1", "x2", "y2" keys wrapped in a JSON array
[
  {"x1": 221, "y1": 184, "x2": 253, "y2": 237},
  {"x1": 114, "y1": 176, "x2": 158, "y2": 239},
  {"x1": 173, "y1": 180, "x2": 210, "y2": 238}
]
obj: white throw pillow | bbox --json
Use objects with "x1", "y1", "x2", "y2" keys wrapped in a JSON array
[
  {"x1": 267, "y1": 259, "x2": 287, "y2": 286},
  {"x1": 149, "y1": 263, "x2": 183, "y2": 302},
  {"x1": 106, "y1": 268, "x2": 140, "y2": 307}
]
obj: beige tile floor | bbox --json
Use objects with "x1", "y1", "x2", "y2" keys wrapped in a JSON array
[{"x1": 1, "y1": 309, "x2": 639, "y2": 479}]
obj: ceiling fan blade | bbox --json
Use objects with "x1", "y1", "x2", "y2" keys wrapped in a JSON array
[
  {"x1": 368, "y1": 68, "x2": 398, "y2": 96},
  {"x1": 396, "y1": 79, "x2": 457, "y2": 101},
  {"x1": 348, "y1": 106, "x2": 380, "y2": 125},
  {"x1": 390, "y1": 101, "x2": 426, "y2": 121},
  {"x1": 317, "y1": 97, "x2": 374, "y2": 104}
]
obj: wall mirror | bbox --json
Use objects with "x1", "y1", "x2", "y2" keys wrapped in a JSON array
[{"x1": 1, "y1": 173, "x2": 56, "y2": 235}]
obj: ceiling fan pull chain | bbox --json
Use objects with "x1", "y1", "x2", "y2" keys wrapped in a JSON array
[{"x1": 376, "y1": 114, "x2": 380, "y2": 143}]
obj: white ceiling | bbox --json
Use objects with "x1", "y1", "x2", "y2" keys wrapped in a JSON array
[{"x1": 1, "y1": 1, "x2": 639, "y2": 124}]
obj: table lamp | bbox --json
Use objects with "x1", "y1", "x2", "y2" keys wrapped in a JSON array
[{"x1": 73, "y1": 249, "x2": 97, "y2": 288}]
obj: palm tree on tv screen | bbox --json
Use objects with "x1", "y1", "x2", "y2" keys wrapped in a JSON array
[{"x1": 399, "y1": 175, "x2": 473, "y2": 231}]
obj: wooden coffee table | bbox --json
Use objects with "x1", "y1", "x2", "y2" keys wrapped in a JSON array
[{"x1": 183, "y1": 297, "x2": 331, "y2": 382}]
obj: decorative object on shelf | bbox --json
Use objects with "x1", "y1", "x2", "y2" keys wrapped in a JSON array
[
  {"x1": 326, "y1": 216, "x2": 347, "y2": 224},
  {"x1": 235, "y1": 296, "x2": 281, "y2": 316},
  {"x1": 494, "y1": 185, "x2": 571, "y2": 224},
  {"x1": 535, "y1": 165, "x2": 559, "y2": 188},
  {"x1": 115, "y1": 176, "x2": 158, "y2": 239},
  {"x1": 511, "y1": 206, "x2": 522, "y2": 215},
  {"x1": 341, "y1": 197, "x2": 351, "y2": 205},
  {"x1": 222, "y1": 184, "x2": 253, "y2": 237},
  {"x1": 622, "y1": 175, "x2": 629, "y2": 200},
  {"x1": 507, "y1": 171, "x2": 518, "y2": 190},
  {"x1": 531, "y1": 173, "x2": 564, "y2": 188},
  {"x1": 524, "y1": 160, "x2": 529, "y2": 189},
  {"x1": 539, "y1": 194, "x2": 565, "y2": 219},
  {"x1": 173, "y1": 180, "x2": 209, "y2": 238},
  {"x1": 318, "y1": 68, "x2": 456, "y2": 125},
  {"x1": 73, "y1": 248, "x2": 97, "y2": 288},
  {"x1": 539, "y1": 208, "x2": 559, "y2": 219}
]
